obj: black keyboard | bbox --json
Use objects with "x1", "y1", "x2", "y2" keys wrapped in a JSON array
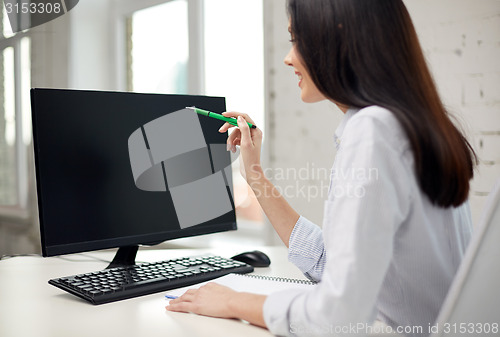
[{"x1": 49, "y1": 255, "x2": 254, "y2": 304}]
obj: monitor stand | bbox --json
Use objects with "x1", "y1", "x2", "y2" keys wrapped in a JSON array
[{"x1": 106, "y1": 245, "x2": 139, "y2": 269}]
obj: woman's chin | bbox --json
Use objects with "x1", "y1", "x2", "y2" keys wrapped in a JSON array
[{"x1": 301, "y1": 93, "x2": 326, "y2": 103}]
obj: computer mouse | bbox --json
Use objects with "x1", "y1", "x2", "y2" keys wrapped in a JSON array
[{"x1": 231, "y1": 250, "x2": 271, "y2": 267}]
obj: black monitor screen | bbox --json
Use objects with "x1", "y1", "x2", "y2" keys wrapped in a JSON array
[{"x1": 31, "y1": 88, "x2": 236, "y2": 257}]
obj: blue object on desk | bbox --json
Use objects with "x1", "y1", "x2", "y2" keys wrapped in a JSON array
[{"x1": 165, "y1": 295, "x2": 178, "y2": 299}]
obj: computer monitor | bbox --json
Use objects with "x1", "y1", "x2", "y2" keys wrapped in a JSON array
[{"x1": 31, "y1": 88, "x2": 236, "y2": 267}]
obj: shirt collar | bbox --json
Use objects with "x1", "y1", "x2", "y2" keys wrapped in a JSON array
[{"x1": 333, "y1": 107, "x2": 358, "y2": 150}]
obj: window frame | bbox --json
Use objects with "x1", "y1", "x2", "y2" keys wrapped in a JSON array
[
  {"x1": 110, "y1": 0, "x2": 205, "y2": 94},
  {"x1": 0, "y1": 30, "x2": 32, "y2": 221}
]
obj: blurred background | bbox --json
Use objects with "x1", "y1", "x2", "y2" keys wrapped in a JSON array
[{"x1": 0, "y1": 0, "x2": 499, "y2": 256}]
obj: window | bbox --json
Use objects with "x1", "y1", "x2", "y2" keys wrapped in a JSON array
[
  {"x1": 203, "y1": 0, "x2": 264, "y2": 226},
  {"x1": 127, "y1": 0, "x2": 189, "y2": 94},
  {"x1": 203, "y1": 0, "x2": 264, "y2": 131},
  {"x1": 0, "y1": 6, "x2": 31, "y2": 215},
  {"x1": 118, "y1": 0, "x2": 265, "y2": 246}
]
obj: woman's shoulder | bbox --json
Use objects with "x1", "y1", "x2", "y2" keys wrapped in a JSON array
[
  {"x1": 351, "y1": 106, "x2": 402, "y2": 132},
  {"x1": 345, "y1": 105, "x2": 409, "y2": 152}
]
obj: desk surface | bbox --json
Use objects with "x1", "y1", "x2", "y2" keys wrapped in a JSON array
[{"x1": 0, "y1": 246, "x2": 305, "y2": 337}]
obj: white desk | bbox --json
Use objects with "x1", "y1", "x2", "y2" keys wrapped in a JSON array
[{"x1": 0, "y1": 246, "x2": 307, "y2": 337}]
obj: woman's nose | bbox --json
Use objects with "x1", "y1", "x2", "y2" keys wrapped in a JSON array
[{"x1": 284, "y1": 47, "x2": 293, "y2": 66}]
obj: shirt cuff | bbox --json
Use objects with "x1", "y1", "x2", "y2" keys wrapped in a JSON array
[
  {"x1": 288, "y1": 216, "x2": 325, "y2": 281},
  {"x1": 263, "y1": 288, "x2": 305, "y2": 336}
]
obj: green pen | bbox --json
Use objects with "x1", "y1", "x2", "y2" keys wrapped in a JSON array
[{"x1": 186, "y1": 107, "x2": 257, "y2": 129}]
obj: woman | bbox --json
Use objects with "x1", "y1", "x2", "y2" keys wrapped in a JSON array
[{"x1": 166, "y1": 0, "x2": 476, "y2": 336}]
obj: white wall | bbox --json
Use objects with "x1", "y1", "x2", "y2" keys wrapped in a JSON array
[
  {"x1": 405, "y1": 0, "x2": 500, "y2": 225},
  {"x1": 264, "y1": 0, "x2": 500, "y2": 228}
]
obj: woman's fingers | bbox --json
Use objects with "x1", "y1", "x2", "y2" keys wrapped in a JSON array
[
  {"x1": 237, "y1": 116, "x2": 253, "y2": 149},
  {"x1": 216, "y1": 113, "x2": 263, "y2": 182},
  {"x1": 169, "y1": 289, "x2": 195, "y2": 304},
  {"x1": 218, "y1": 122, "x2": 235, "y2": 133},
  {"x1": 219, "y1": 112, "x2": 260, "y2": 153},
  {"x1": 227, "y1": 128, "x2": 241, "y2": 143},
  {"x1": 166, "y1": 301, "x2": 195, "y2": 313},
  {"x1": 227, "y1": 128, "x2": 241, "y2": 152}
]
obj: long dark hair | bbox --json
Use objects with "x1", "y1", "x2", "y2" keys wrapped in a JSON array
[{"x1": 287, "y1": 0, "x2": 477, "y2": 207}]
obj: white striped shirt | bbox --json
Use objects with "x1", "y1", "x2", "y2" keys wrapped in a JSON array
[{"x1": 263, "y1": 106, "x2": 472, "y2": 337}]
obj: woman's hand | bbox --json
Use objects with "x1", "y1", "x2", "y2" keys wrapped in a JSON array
[
  {"x1": 219, "y1": 112, "x2": 263, "y2": 183},
  {"x1": 166, "y1": 282, "x2": 267, "y2": 328},
  {"x1": 166, "y1": 283, "x2": 237, "y2": 318}
]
